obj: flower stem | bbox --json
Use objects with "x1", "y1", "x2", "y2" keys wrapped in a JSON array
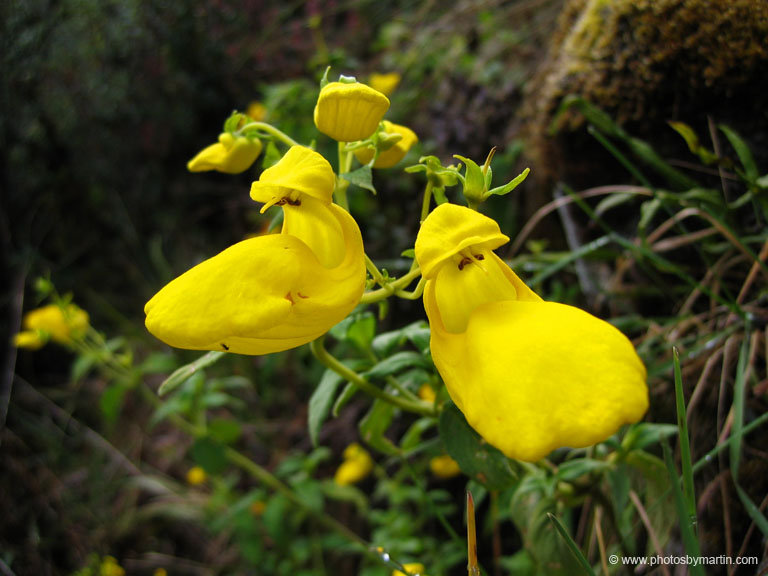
[
  {"x1": 360, "y1": 267, "x2": 423, "y2": 304},
  {"x1": 237, "y1": 121, "x2": 299, "y2": 147},
  {"x1": 310, "y1": 336, "x2": 435, "y2": 417}
]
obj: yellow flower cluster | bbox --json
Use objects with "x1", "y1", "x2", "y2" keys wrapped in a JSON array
[
  {"x1": 333, "y1": 442, "x2": 373, "y2": 486},
  {"x1": 415, "y1": 204, "x2": 649, "y2": 462},
  {"x1": 14, "y1": 303, "x2": 89, "y2": 350}
]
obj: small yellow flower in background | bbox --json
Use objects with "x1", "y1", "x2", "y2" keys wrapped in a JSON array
[
  {"x1": 99, "y1": 556, "x2": 125, "y2": 576},
  {"x1": 354, "y1": 121, "x2": 418, "y2": 169},
  {"x1": 333, "y1": 442, "x2": 373, "y2": 486},
  {"x1": 249, "y1": 500, "x2": 266, "y2": 516},
  {"x1": 187, "y1": 132, "x2": 262, "y2": 174},
  {"x1": 14, "y1": 303, "x2": 89, "y2": 349},
  {"x1": 417, "y1": 383, "x2": 436, "y2": 403},
  {"x1": 186, "y1": 466, "x2": 207, "y2": 486},
  {"x1": 153, "y1": 569, "x2": 168, "y2": 576},
  {"x1": 415, "y1": 203, "x2": 648, "y2": 462},
  {"x1": 145, "y1": 146, "x2": 366, "y2": 355},
  {"x1": 369, "y1": 72, "x2": 401, "y2": 96},
  {"x1": 429, "y1": 454, "x2": 462, "y2": 479},
  {"x1": 314, "y1": 81, "x2": 390, "y2": 142},
  {"x1": 246, "y1": 100, "x2": 267, "y2": 121},
  {"x1": 392, "y1": 562, "x2": 426, "y2": 576}
]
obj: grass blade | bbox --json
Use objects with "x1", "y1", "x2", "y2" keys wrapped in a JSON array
[
  {"x1": 662, "y1": 440, "x2": 704, "y2": 576},
  {"x1": 546, "y1": 513, "x2": 596, "y2": 576},
  {"x1": 672, "y1": 347, "x2": 697, "y2": 531}
]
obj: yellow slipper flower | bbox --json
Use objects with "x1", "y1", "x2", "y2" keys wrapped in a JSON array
[
  {"x1": 354, "y1": 120, "x2": 418, "y2": 169},
  {"x1": 187, "y1": 132, "x2": 263, "y2": 174},
  {"x1": 145, "y1": 146, "x2": 366, "y2": 355},
  {"x1": 314, "y1": 81, "x2": 390, "y2": 142},
  {"x1": 415, "y1": 203, "x2": 648, "y2": 462},
  {"x1": 14, "y1": 303, "x2": 89, "y2": 349}
]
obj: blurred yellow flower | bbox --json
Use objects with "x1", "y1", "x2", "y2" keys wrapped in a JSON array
[
  {"x1": 392, "y1": 562, "x2": 426, "y2": 576},
  {"x1": 429, "y1": 454, "x2": 462, "y2": 479},
  {"x1": 417, "y1": 383, "x2": 436, "y2": 403},
  {"x1": 354, "y1": 121, "x2": 418, "y2": 168},
  {"x1": 187, "y1": 132, "x2": 262, "y2": 174},
  {"x1": 14, "y1": 303, "x2": 89, "y2": 349},
  {"x1": 250, "y1": 500, "x2": 266, "y2": 516},
  {"x1": 246, "y1": 100, "x2": 267, "y2": 121},
  {"x1": 145, "y1": 147, "x2": 366, "y2": 355},
  {"x1": 99, "y1": 556, "x2": 125, "y2": 576},
  {"x1": 334, "y1": 442, "x2": 373, "y2": 486},
  {"x1": 369, "y1": 72, "x2": 401, "y2": 96},
  {"x1": 314, "y1": 81, "x2": 390, "y2": 142},
  {"x1": 415, "y1": 204, "x2": 649, "y2": 462},
  {"x1": 186, "y1": 466, "x2": 207, "y2": 486},
  {"x1": 153, "y1": 569, "x2": 168, "y2": 576}
]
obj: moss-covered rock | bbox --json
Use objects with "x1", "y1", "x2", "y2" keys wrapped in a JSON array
[{"x1": 520, "y1": 0, "x2": 768, "y2": 192}]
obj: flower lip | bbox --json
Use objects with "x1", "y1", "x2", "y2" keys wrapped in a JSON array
[
  {"x1": 415, "y1": 203, "x2": 509, "y2": 279},
  {"x1": 250, "y1": 146, "x2": 336, "y2": 208}
]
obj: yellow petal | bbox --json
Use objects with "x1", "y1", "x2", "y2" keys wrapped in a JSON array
[
  {"x1": 281, "y1": 195, "x2": 346, "y2": 268},
  {"x1": 414, "y1": 203, "x2": 510, "y2": 279},
  {"x1": 13, "y1": 330, "x2": 46, "y2": 350},
  {"x1": 187, "y1": 133, "x2": 262, "y2": 174},
  {"x1": 145, "y1": 204, "x2": 365, "y2": 355},
  {"x1": 354, "y1": 120, "x2": 418, "y2": 168},
  {"x1": 313, "y1": 82, "x2": 390, "y2": 142},
  {"x1": 250, "y1": 146, "x2": 335, "y2": 206},
  {"x1": 425, "y1": 287, "x2": 648, "y2": 462}
]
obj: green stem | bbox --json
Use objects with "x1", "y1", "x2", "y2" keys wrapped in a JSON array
[
  {"x1": 310, "y1": 336, "x2": 435, "y2": 417},
  {"x1": 360, "y1": 267, "x2": 423, "y2": 304},
  {"x1": 420, "y1": 180, "x2": 433, "y2": 223},
  {"x1": 237, "y1": 121, "x2": 299, "y2": 147}
]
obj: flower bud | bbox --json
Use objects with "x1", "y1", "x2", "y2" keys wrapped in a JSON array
[
  {"x1": 187, "y1": 133, "x2": 262, "y2": 174},
  {"x1": 314, "y1": 82, "x2": 390, "y2": 142}
]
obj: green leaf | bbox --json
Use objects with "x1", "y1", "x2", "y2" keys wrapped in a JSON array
[
  {"x1": 208, "y1": 418, "x2": 242, "y2": 444},
  {"x1": 138, "y1": 352, "x2": 178, "y2": 375},
  {"x1": 191, "y1": 437, "x2": 228, "y2": 475},
  {"x1": 621, "y1": 422, "x2": 678, "y2": 452},
  {"x1": 308, "y1": 369, "x2": 344, "y2": 447},
  {"x1": 365, "y1": 351, "x2": 431, "y2": 379},
  {"x1": 100, "y1": 382, "x2": 129, "y2": 426},
  {"x1": 262, "y1": 140, "x2": 282, "y2": 170},
  {"x1": 485, "y1": 167, "x2": 530, "y2": 198},
  {"x1": 359, "y1": 399, "x2": 399, "y2": 455},
  {"x1": 158, "y1": 351, "x2": 226, "y2": 396},
  {"x1": 400, "y1": 417, "x2": 436, "y2": 451},
  {"x1": 332, "y1": 382, "x2": 357, "y2": 417},
  {"x1": 340, "y1": 165, "x2": 376, "y2": 193},
  {"x1": 438, "y1": 402, "x2": 517, "y2": 490},
  {"x1": 556, "y1": 459, "x2": 609, "y2": 482},
  {"x1": 346, "y1": 312, "x2": 376, "y2": 352},
  {"x1": 668, "y1": 121, "x2": 718, "y2": 165},
  {"x1": 719, "y1": 124, "x2": 758, "y2": 181}
]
